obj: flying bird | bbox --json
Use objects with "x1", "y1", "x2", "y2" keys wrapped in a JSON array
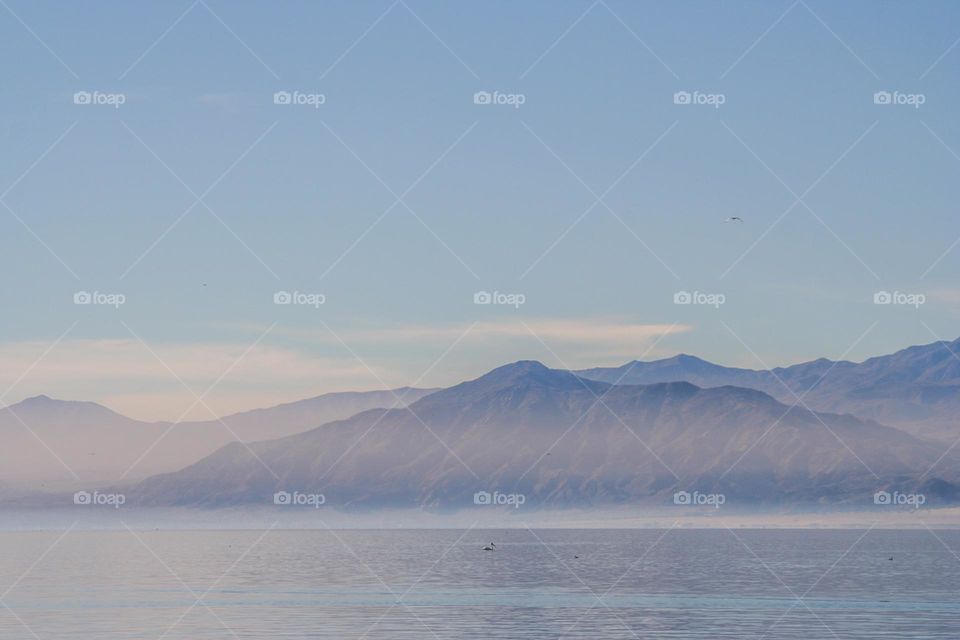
[{"x1": 725, "y1": 216, "x2": 744, "y2": 223}]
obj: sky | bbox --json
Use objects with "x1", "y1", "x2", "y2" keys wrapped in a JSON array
[{"x1": 1, "y1": 0, "x2": 959, "y2": 420}]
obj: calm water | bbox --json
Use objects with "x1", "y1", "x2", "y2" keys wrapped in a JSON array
[{"x1": 1, "y1": 528, "x2": 958, "y2": 638}]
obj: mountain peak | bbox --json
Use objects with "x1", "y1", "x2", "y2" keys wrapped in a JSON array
[
  {"x1": 487, "y1": 360, "x2": 550, "y2": 376},
  {"x1": 4, "y1": 394, "x2": 120, "y2": 418},
  {"x1": 419, "y1": 360, "x2": 606, "y2": 406}
]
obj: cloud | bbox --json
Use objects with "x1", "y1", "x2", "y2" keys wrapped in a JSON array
[
  {"x1": 0, "y1": 320, "x2": 690, "y2": 420},
  {"x1": 928, "y1": 288, "x2": 960, "y2": 316},
  {"x1": 0, "y1": 339, "x2": 379, "y2": 422}
]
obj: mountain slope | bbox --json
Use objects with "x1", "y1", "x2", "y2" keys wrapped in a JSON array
[
  {"x1": 575, "y1": 339, "x2": 960, "y2": 442},
  {"x1": 129, "y1": 362, "x2": 957, "y2": 508},
  {"x1": 0, "y1": 387, "x2": 436, "y2": 486}
]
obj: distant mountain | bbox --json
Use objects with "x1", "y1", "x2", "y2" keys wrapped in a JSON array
[
  {"x1": 0, "y1": 388, "x2": 435, "y2": 486},
  {"x1": 575, "y1": 339, "x2": 960, "y2": 442},
  {"x1": 127, "y1": 361, "x2": 958, "y2": 509}
]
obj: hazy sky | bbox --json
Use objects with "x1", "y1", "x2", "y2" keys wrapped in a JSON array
[{"x1": 2, "y1": 1, "x2": 959, "y2": 420}]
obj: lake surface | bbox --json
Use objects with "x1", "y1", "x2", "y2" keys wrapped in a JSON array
[{"x1": 1, "y1": 528, "x2": 958, "y2": 638}]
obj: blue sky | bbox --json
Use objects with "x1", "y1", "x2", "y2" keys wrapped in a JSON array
[{"x1": 1, "y1": 1, "x2": 959, "y2": 419}]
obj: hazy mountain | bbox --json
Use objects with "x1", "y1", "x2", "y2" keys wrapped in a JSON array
[
  {"x1": 0, "y1": 388, "x2": 436, "y2": 486},
  {"x1": 575, "y1": 338, "x2": 960, "y2": 442},
  {"x1": 127, "y1": 361, "x2": 958, "y2": 509}
]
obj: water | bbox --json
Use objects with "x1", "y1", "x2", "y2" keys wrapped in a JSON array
[{"x1": 1, "y1": 528, "x2": 958, "y2": 638}]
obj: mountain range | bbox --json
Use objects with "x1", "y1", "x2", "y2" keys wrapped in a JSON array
[
  {"x1": 7, "y1": 336, "x2": 960, "y2": 509},
  {"x1": 576, "y1": 337, "x2": 960, "y2": 443},
  {"x1": 0, "y1": 387, "x2": 435, "y2": 487},
  {"x1": 127, "y1": 361, "x2": 959, "y2": 509}
]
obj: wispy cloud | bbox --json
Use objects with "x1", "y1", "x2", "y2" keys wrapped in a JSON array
[{"x1": 0, "y1": 320, "x2": 690, "y2": 420}]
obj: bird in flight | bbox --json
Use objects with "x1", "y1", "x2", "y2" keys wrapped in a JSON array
[{"x1": 725, "y1": 216, "x2": 744, "y2": 223}]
